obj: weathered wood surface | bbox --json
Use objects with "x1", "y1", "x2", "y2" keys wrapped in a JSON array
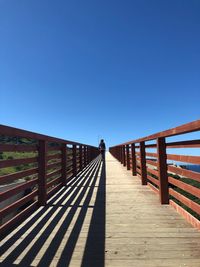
[
  {"x1": 105, "y1": 153, "x2": 200, "y2": 267},
  {"x1": 1, "y1": 153, "x2": 200, "y2": 267}
]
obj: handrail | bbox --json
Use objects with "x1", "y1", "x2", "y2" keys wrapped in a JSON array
[
  {"x1": 109, "y1": 120, "x2": 200, "y2": 228},
  {"x1": 0, "y1": 124, "x2": 92, "y2": 145},
  {"x1": 118, "y1": 119, "x2": 200, "y2": 145},
  {"x1": 0, "y1": 125, "x2": 99, "y2": 236}
]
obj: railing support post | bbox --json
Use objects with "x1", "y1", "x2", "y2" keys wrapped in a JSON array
[
  {"x1": 38, "y1": 140, "x2": 47, "y2": 206},
  {"x1": 126, "y1": 145, "x2": 130, "y2": 170},
  {"x1": 79, "y1": 145, "x2": 83, "y2": 171},
  {"x1": 131, "y1": 143, "x2": 137, "y2": 176},
  {"x1": 88, "y1": 146, "x2": 91, "y2": 163},
  {"x1": 120, "y1": 146, "x2": 123, "y2": 164},
  {"x1": 61, "y1": 143, "x2": 67, "y2": 186},
  {"x1": 84, "y1": 145, "x2": 87, "y2": 167},
  {"x1": 140, "y1": 141, "x2": 147, "y2": 185},
  {"x1": 116, "y1": 147, "x2": 119, "y2": 161},
  {"x1": 157, "y1": 137, "x2": 169, "y2": 204},
  {"x1": 73, "y1": 144, "x2": 77, "y2": 176},
  {"x1": 123, "y1": 145, "x2": 126, "y2": 166}
]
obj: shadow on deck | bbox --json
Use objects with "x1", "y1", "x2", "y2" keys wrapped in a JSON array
[{"x1": 0, "y1": 156, "x2": 106, "y2": 267}]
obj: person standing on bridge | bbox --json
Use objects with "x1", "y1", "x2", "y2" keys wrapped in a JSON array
[{"x1": 99, "y1": 139, "x2": 106, "y2": 160}]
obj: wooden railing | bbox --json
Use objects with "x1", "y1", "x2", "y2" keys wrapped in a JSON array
[
  {"x1": 0, "y1": 125, "x2": 99, "y2": 236},
  {"x1": 109, "y1": 120, "x2": 200, "y2": 227}
]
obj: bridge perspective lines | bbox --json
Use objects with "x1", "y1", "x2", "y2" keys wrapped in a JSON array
[{"x1": 1, "y1": 153, "x2": 200, "y2": 267}]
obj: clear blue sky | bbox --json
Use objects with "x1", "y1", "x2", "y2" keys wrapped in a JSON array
[{"x1": 0, "y1": 0, "x2": 199, "y2": 147}]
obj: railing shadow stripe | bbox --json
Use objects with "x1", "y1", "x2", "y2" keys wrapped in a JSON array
[
  {"x1": 36, "y1": 159, "x2": 103, "y2": 266},
  {"x1": 0, "y1": 160, "x2": 97, "y2": 255},
  {"x1": 81, "y1": 160, "x2": 106, "y2": 267},
  {"x1": 17, "y1": 157, "x2": 101, "y2": 266},
  {"x1": 0, "y1": 157, "x2": 100, "y2": 264}
]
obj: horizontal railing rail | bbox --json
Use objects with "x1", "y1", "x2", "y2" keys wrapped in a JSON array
[
  {"x1": 0, "y1": 124, "x2": 99, "y2": 236},
  {"x1": 109, "y1": 120, "x2": 200, "y2": 227}
]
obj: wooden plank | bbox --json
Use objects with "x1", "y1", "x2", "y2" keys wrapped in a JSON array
[
  {"x1": 0, "y1": 157, "x2": 38, "y2": 168},
  {"x1": 123, "y1": 146, "x2": 126, "y2": 166},
  {"x1": 73, "y1": 145, "x2": 77, "y2": 176},
  {"x1": 47, "y1": 182, "x2": 62, "y2": 198},
  {"x1": 47, "y1": 153, "x2": 61, "y2": 161},
  {"x1": 47, "y1": 146, "x2": 62, "y2": 151},
  {"x1": 169, "y1": 188, "x2": 200, "y2": 215},
  {"x1": 67, "y1": 162, "x2": 73, "y2": 169},
  {"x1": 118, "y1": 119, "x2": 200, "y2": 145},
  {"x1": 167, "y1": 140, "x2": 200, "y2": 148},
  {"x1": 148, "y1": 182, "x2": 159, "y2": 194},
  {"x1": 146, "y1": 160, "x2": 157, "y2": 168},
  {"x1": 145, "y1": 152, "x2": 157, "y2": 158},
  {"x1": 0, "y1": 178, "x2": 38, "y2": 202},
  {"x1": 61, "y1": 144, "x2": 67, "y2": 186},
  {"x1": 167, "y1": 165, "x2": 200, "y2": 182},
  {"x1": 170, "y1": 200, "x2": 200, "y2": 230},
  {"x1": 46, "y1": 168, "x2": 61, "y2": 179},
  {"x1": 0, "y1": 201, "x2": 38, "y2": 237},
  {"x1": 0, "y1": 144, "x2": 38, "y2": 152},
  {"x1": 38, "y1": 140, "x2": 47, "y2": 206},
  {"x1": 126, "y1": 145, "x2": 130, "y2": 170},
  {"x1": 157, "y1": 137, "x2": 169, "y2": 204},
  {"x1": 146, "y1": 167, "x2": 158, "y2": 177},
  {"x1": 1, "y1": 153, "x2": 200, "y2": 267},
  {"x1": 0, "y1": 190, "x2": 38, "y2": 218},
  {"x1": 131, "y1": 144, "x2": 136, "y2": 176},
  {"x1": 84, "y1": 146, "x2": 87, "y2": 167},
  {"x1": 140, "y1": 142, "x2": 147, "y2": 185},
  {"x1": 145, "y1": 144, "x2": 157, "y2": 148},
  {"x1": 79, "y1": 145, "x2": 83, "y2": 171},
  {"x1": 46, "y1": 176, "x2": 61, "y2": 188},
  {"x1": 47, "y1": 161, "x2": 61, "y2": 170},
  {"x1": 167, "y1": 154, "x2": 200, "y2": 164},
  {"x1": 0, "y1": 167, "x2": 38, "y2": 184},
  {"x1": 0, "y1": 124, "x2": 81, "y2": 146},
  {"x1": 168, "y1": 177, "x2": 200, "y2": 198},
  {"x1": 147, "y1": 175, "x2": 159, "y2": 186},
  {"x1": 136, "y1": 167, "x2": 141, "y2": 174}
]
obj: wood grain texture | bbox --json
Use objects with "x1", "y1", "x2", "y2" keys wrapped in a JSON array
[{"x1": 1, "y1": 153, "x2": 200, "y2": 267}]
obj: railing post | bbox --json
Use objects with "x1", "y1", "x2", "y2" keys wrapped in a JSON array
[
  {"x1": 120, "y1": 146, "x2": 123, "y2": 164},
  {"x1": 91, "y1": 147, "x2": 95, "y2": 160},
  {"x1": 115, "y1": 146, "x2": 120, "y2": 160},
  {"x1": 61, "y1": 143, "x2": 67, "y2": 186},
  {"x1": 84, "y1": 145, "x2": 87, "y2": 167},
  {"x1": 140, "y1": 141, "x2": 147, "y2": 185},
  {"x1": 79, "y1": 145, "x2": 83, "y2": 171},
  {"x1": 123, "y1": 145, "x2": 126, "y2": 166},
  {"x1": 73, "y1": 144, "x2": 77, "y2": 176},
  {"x1": 131, "y1": 143, "x2": 137, "y2": 176},
  {"x1": 38, "y1": 140, "x2": 47, "y2": 206},
  {"x1": 88, "y1": 146, "x2": 91, "y2": 163},
  {"x1": 126, "y1": 145, "x2": 130, "y2": 170},
  {"x1": 86, "y1": 146, "x2": 89, "y2": 165},
  {"x1": 157, "y1": 137, "x2": 169, "y2": 204}
]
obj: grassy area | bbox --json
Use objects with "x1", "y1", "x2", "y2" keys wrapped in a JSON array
[
  {"x1": 0, "y1": 149, "x2": 72, "y2": 182},
  {"x1": 0, "y1": 152, "x2": 38, "y2": 176}
]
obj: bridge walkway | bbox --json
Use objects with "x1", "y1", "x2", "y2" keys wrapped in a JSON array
[{"x1": 1, "y1": 153, "x2": 200, "y2": 267}]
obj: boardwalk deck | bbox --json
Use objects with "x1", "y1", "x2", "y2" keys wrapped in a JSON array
[{"x1": 1, "y1": 152, "x2": 200, "y2": 267}]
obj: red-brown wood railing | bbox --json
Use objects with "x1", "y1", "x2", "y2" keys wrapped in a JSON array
[
  {"x1": 109, "y1": 120, "x2": 200, "y2": 228},
  {"x1": 0, "y1": 125, "x2": 99, "y2": 236}
]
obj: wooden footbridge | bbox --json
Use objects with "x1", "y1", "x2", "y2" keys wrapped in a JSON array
[{"x1": 1, "y1": 121, "x2": 200, "y2": 266}]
